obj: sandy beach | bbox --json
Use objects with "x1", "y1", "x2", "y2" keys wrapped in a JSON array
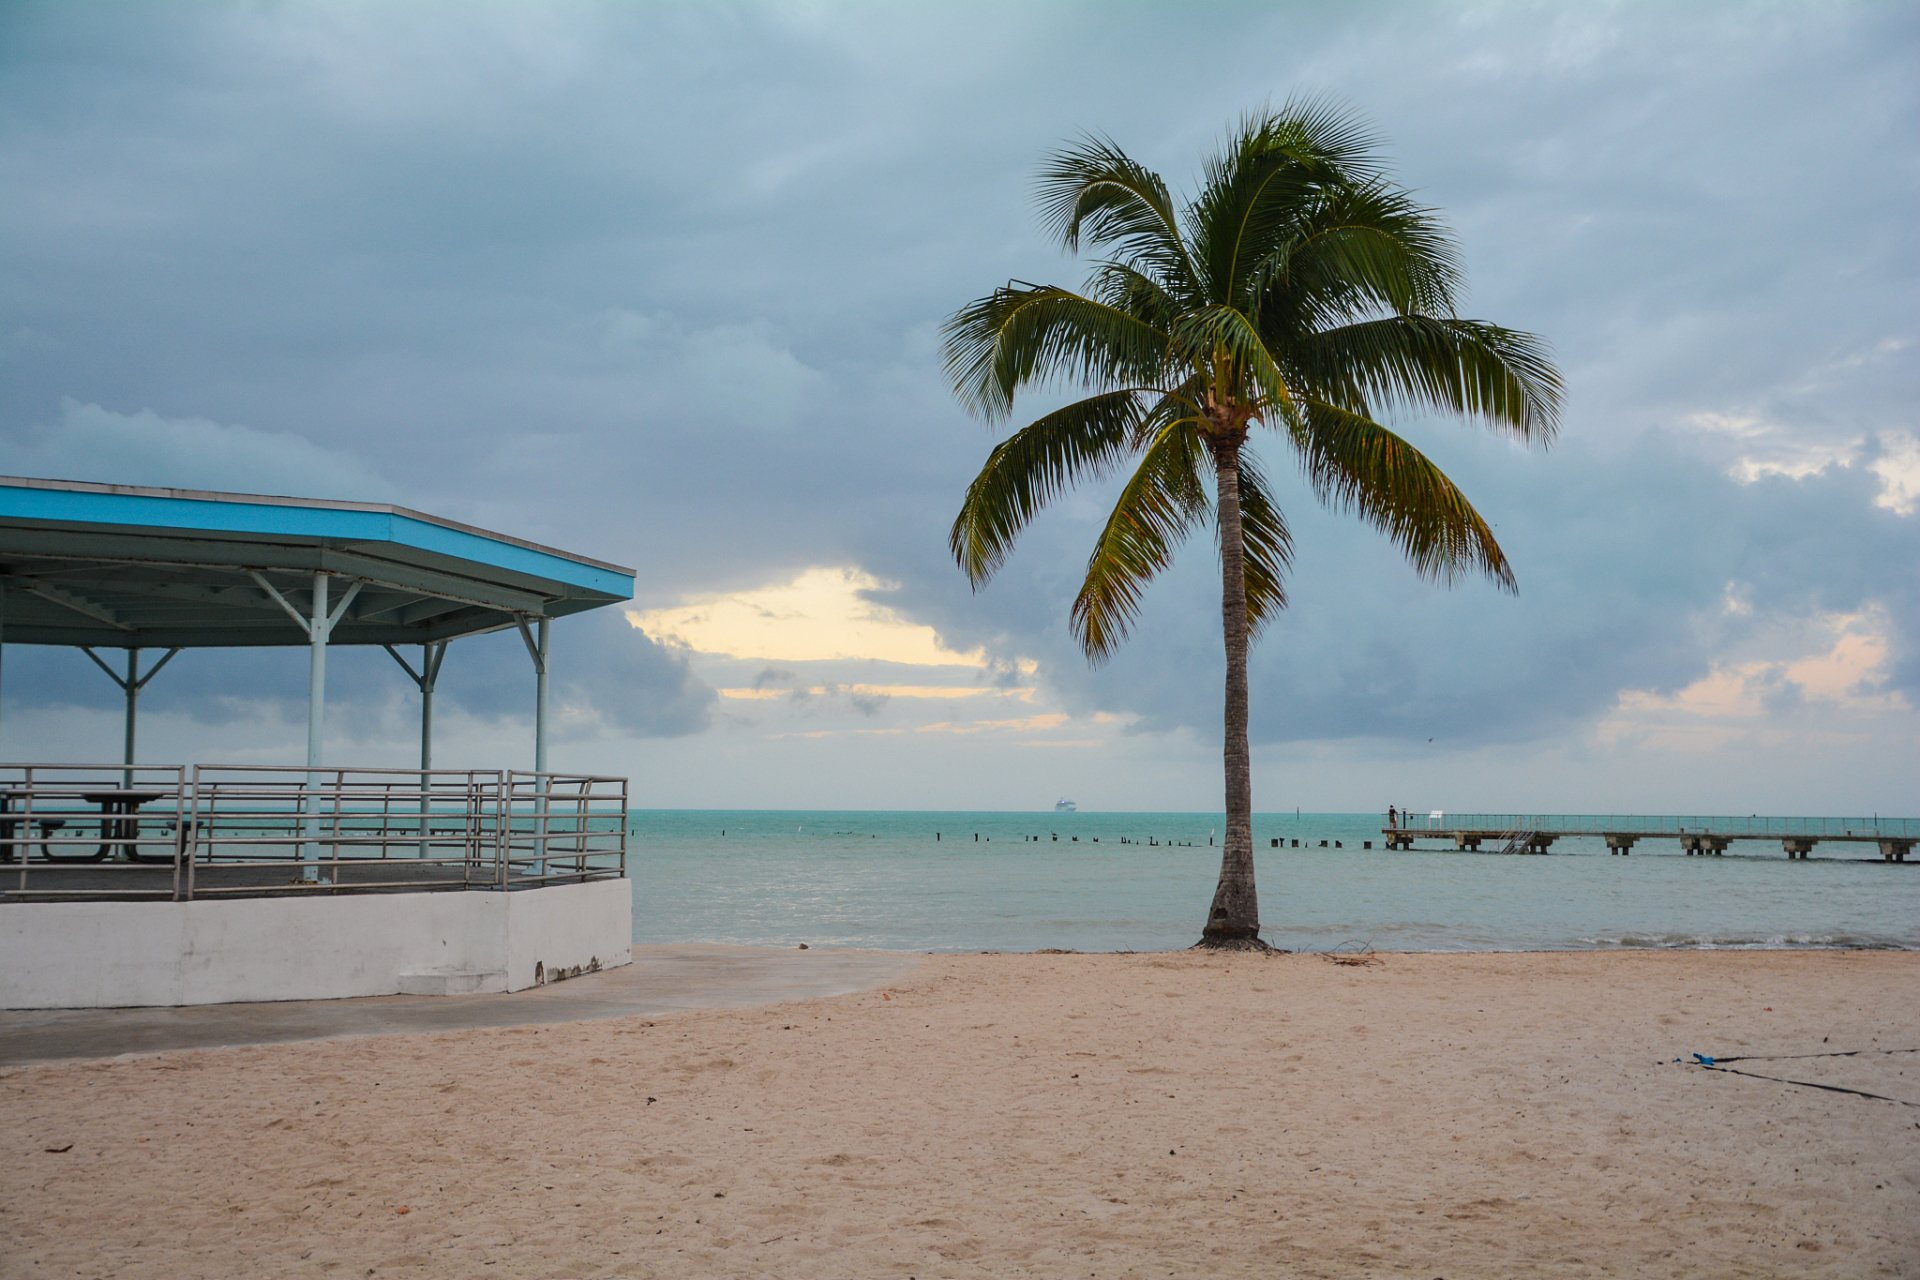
[{"x1": 4, "y1": 948, "x2": 1916, "y2": 1278}]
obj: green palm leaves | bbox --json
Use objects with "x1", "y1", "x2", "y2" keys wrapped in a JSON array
[
  {"x1": 944, "y1": 102, "x2": 1560, "y2": 660},
  {"x1": 947, "y1": 102, "x2": 1559, "y2": 948}
]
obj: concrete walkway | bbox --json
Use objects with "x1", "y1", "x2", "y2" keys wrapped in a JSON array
[{"x1": 0, "y1": 944, "x2": 918, "y2": 1067}]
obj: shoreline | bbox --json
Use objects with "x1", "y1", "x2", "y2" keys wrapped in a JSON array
[
  {"x1": 6, "y1": 948, "x2": 1915, "y2": 1277},
  {"x1": 2, "y1": 941, "x2": 1910, "y2": 1068}
]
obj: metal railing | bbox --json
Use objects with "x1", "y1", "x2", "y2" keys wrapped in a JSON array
[
  {"x1": 2, "y1": 764, "x2": 189, "y2": 897},
  {"x1": 502, "y1": 772, "x2": 630, "y2": 888},
  {"x1": 1380, "y1": 813, "x2": 1919, "y2": 839},
  {"x1": 186, "y1": 765, "x2": 507, "y2": 897},
  {"x1": 0, "y1": 763, "x2": 627, "y2": 901}
]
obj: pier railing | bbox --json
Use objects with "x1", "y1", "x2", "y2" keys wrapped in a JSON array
[
  {"x1": 0, "y1": 763, "x2": 627, "y2": 901},
  {"x1": 1383, "y1": 813, "x2": 1919, "y2": 839}
]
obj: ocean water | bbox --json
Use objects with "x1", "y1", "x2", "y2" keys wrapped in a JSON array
[{"x1": 626, "y1": 810, "x2": 1919, "y2": 954}]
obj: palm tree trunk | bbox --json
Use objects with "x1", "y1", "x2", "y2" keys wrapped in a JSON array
[{"x1": 1199, "y1": 441, "x2": 1263, "y2": 949}]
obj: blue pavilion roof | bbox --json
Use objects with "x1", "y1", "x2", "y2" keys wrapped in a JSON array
[{"x1": 0, "y1": 476, "x2": 635, "y2": 648}]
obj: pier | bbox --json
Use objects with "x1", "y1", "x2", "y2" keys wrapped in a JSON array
[{"x1": 1378, "y1": 814, "x2": 1917, "y2": 861}]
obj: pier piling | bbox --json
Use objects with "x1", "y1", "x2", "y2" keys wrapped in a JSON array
[{"x1": 1374, "y1": 813, "x2": 1915, "y2": 861}]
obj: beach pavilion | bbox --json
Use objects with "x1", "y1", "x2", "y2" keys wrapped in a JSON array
[{"x1": 0, "y1": 475, "x2": 638, "y2": 1009}]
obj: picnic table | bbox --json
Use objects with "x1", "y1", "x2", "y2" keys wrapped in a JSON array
[{"x1": 0, "y1": 790, "x2": 171, "y2": 863}]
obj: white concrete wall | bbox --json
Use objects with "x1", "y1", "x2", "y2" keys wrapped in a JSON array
[
  {"x1": 0, "y1": 879, "x2": 631, "y2": 1009},
  {"x1": 501, "y1": 875, "x2": 632, "y2": 991}
]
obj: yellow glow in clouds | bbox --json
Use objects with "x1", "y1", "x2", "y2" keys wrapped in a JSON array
[{"x1": 628, "y1": 566, "x2": 993, "y2": 666}]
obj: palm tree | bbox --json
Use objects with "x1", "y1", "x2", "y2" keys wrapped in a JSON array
[{"x1": 943, "y1": 102, "x2": 1561, "y2": 950}]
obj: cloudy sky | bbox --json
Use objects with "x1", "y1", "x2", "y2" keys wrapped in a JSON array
[{"x1": 2, "y1": 2, "x2": 1914, "y2": 813}]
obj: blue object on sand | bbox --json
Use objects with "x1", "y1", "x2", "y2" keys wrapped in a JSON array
[{"x1": 1693, "y1": 1053, "x2": 1716, "y2": 1066}]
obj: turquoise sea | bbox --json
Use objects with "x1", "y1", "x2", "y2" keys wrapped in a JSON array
[{"x1": 626, "y1": 810, "x2": 1919, "y2": 953}]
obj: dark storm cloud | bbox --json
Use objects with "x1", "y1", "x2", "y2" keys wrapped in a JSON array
[
  {"x1": 992, "y1": 429, "x2": 1919, "y2": 748},
  {"x1": 1, "y1": 2, "x2": 1914, "y2": 759},
  {"x1": 556, "y1": 611, "x2": 715, "y2": 739}
]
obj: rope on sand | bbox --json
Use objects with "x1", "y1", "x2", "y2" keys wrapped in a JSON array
[
  {"x1": 1681, "y1": 1052, "x2": 1919, "y2": 1107},
  {"x1": 1705, "y1": 1047, "x2": 1919, "y2": 1064}
]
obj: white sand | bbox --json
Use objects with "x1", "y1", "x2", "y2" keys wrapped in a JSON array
[{"x1": 5, "y1": 949, "x2": 1916, "y2": 1278}]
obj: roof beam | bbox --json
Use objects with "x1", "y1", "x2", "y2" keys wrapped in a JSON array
[
  {"x1": 21, "y1": 578, "x2": 284, "y2": 610},
  {"x1": 248, "y1": 571, "x2": 313, "y2": 633},
  {"x1": 390, "y1": 596, "x2": 474, "y2": 627},
  {"x1": 123, "y1": 554, "x2": 560, "y2": 616},
  {"x1": 316, "y1": 552, "x2": 555, "y2": 614},
  {"x1": 19, "y1": 579, "x2": 133, "y2": 631},
  {"x1": 22, "y1": 576, "x2": 417, "y2": 626},
  {"x1": 1, "y1": 531, "x2": 580, "y2": 610},
  {"x1": 0, "y1": 609, "x2": 521, "y2": 647}
]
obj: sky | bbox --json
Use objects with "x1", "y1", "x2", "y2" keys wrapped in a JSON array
[{"x1": 1, "y1": 1, "x2": 1914, "y2": 814}]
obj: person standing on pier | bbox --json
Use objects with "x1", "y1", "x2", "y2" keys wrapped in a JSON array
[{"x1": 1388, "y1": 806, "x2": 1398, "y2": 829}]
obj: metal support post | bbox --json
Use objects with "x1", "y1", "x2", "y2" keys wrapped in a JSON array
[
  {"x1": 307, "y1": 574, "x2": 328, "y2": 770},
  {"x1": 514, "y1": 615, "x2": 552, "y2": 775},
  {"x1": 124, "y1": 649, "x2": 138, "y2": 770},
  {"x1": 515, "y1": 614, "x2": 553, "y2": 879},
  {"x1": 252, "y1": 570, "x2": 360, "y2": 882},
  {"x1": 421, "y1": 648, "x2": 443, "y2": 768},
  {"x1": 305, "y1": 573, "x2": 328, "y2": 881},
  {"x1": 535, "y1": 618, "x2": 550, "y2": 774},
  {"x1": 385, "y1": 640, "x2": 448, "y2": 858},
  {"x1": 80, "y1": 646, "x2": 181, "y2": 787}
]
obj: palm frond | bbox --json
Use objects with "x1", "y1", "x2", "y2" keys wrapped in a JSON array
[
  {"x1": 1167, "y1": 305, "x2": 1290, "y2": 411},
  {"x1": 1293, "y1": 315, "x2": 1561, "y2": 441},
  {"x1": 1070, "y1": 420, "x2": 1212, "y2": 662},
  {"x1": 1035, "y1": 136, "x2": 1197, "y2": 289},
  {"x1": 949, "y1": 390, "x2": 1145, "y2": 587},
  {"x1": 949, "y1": 104, "x2": 1560, "y2": 674},
  {"x1": 1249, "y1": 182, "x2": 1464, "y2": 329},
  {"x1": 1186, "y1": 99, "x2": 1392, "y2": 306},
  {"x1": 1227, "y1": 449, "x2": 1292, "y2": 637},
  {"x1": 1283, "y1": 400, "x2": 1515, "y2": 590},
  {"x1": 1130, "y1": 372, "x2": 1209, "y2": 449},
  {"x1": 1233, "y1": 97, "x2": 1385, "y2": 181},
  {"x1": 1086, "y1": 260, "x2": 1190, "y2": 335},
  {"x1": 943, "y1": 284, "x2": 1171, "y2": 421},
  {"x1": 1188, "y1": 151, "x2": 1316, "y2": 305}
]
